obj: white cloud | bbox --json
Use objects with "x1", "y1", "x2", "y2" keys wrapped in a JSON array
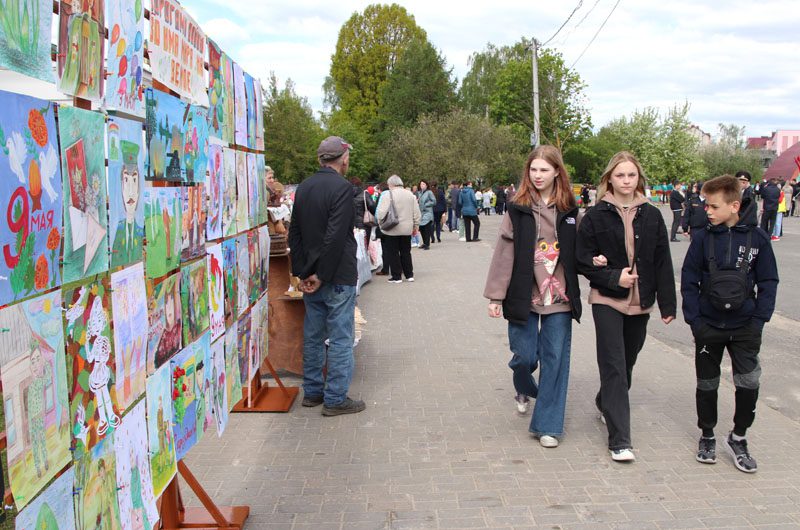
[{"x1": 203, "y1": 18, "x2": 252, "y2": 43}]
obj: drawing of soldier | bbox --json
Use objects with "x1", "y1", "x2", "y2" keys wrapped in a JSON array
[
  {"x1": 26, "y1": 344, "x2": 52, "y2": 478},
  {"x1": 112, "y1": 140, "x2": 144, "y2": 264}
]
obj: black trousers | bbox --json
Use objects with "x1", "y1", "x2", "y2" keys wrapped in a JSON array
[
  {"x1": 433, "y1": 214, "x2": 444, "y2": 241},
  {"x1": 694, "y1": 323, "x2": 761, "y2": 437},
  {"x1": 463, "y1": 215, "x2": 480, "y2": 241},
  {"x1": 670, "y1": 209, "x2": 682, "y2": 240},
  {"x1": 592, "y1": 305, "x2": 650, "y2": 450},
  {"x1": 496, "y1": 202, "x2": 505, "y2": 215},
  {"x1": 382, "y1": 235, "x2": 413, "y2": 280},
  {"x1": 420, "y1": 222, "x2": 433, "y2": 247},
  {"x1": 760, "y1": 209, "x2": 777, "y2": 235}
]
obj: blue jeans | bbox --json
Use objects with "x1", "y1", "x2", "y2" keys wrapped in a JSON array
[
  {"x1": 773, "y1": 212, "x2": 783, "y2": 237},
  {"x1": 508, "y1": 311, "x2": 573, "y2": 437},
  {"x1": 302, "y1": 283, "x2": 357, "y2": 406}
]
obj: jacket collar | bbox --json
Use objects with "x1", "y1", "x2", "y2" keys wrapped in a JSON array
[
  {"x1": 508, "y1": 201, "x2": 578, "y2": 219},
  {"x1": 707, "y1": 220, "x2": 752, "y2": 234}
]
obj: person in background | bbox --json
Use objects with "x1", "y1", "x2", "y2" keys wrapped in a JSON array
[
  {"x1": 777, "y1": 179, "x2": 793, "y2": 238},
  {"x1": 669, "y1": 182, "x2": 686, "y2": 242},
  {"x1": 736, "y1": 171, "x2": 758, "y2": 226},
  {"x1": 351, "y1": 177, "x2": 376, "y2": 245},
  {"x1": 683, "y1": 182, "x2": 707, "y2": 240},
  {"x1": 581, "y1": 185, "x2": 590, "y2": 210},
  {"x1": 791, "y1": 178, "x2": 800, "y2": 217},
  {"x1": 432, "y1": 183, "x2": 447, "y2": 243},
  {"x1": 460, "y1": 182, "x2": 481, "y2": 242},
  {"x1": 759, "y1": 177, "x2": 780, "y2": 236},
  {"x1": 417, "y1": 179, "x2": 436, "y2": 250},
  {"x1": 482, "y1": 188, "x2": 493, "y2": 215},
  {"x1": 373, "y1": 182, "x2": 390, "y2": 276},
  {"x1": 495, "y1": 185, "x2": 507, "y2": 215},
  {"x1": 376, "y1": 175, "x2": 421, "y2": 283}
]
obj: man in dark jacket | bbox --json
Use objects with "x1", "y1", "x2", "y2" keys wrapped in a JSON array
[
  {"x1": 758, "y1": 178, "x2": 780, "y2": 235},
  {"x1": 288, "y1": 136, "x2": 365, "y2": 416},
  {"x1": 494, "y1": 185, "x2": 507, "y2": 215},
  {"x1": 669, "y1": 182, "x2": 686, "y2": 241},
  {"x1": 447, "y1": 182, "x2": 460, "y2": 231},
  {"x1": 736, "y1": 171, "x2": 758, "y2": 226}
]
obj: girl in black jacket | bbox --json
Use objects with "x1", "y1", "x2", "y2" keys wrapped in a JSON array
[{"x1": 576, "y1": 151, "x2": 676, "y2": 462}]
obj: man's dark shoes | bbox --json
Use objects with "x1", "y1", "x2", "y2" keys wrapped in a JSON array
[
  {"x1": 725, "y1": 432, "x2": 757, "y2": 473},
  {"x1": 696, "y1": 436, "x2": 716, "y2": 464},
  {"x1": 301, "y1": 394, "x2": 324, "y2": 407},
  {"x1": 322, "y1": 397, "x2": 366, "y2": 416}
]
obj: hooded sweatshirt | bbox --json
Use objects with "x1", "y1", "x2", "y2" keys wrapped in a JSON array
[
  {"x1": 588, "y1": 192, "x2": 652, "y2": 315},
  {"x1": 484, "y1": 198, "x2": 571, "y2": 315}
]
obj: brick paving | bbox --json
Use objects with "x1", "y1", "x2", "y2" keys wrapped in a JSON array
[{"x1": 185, "y1": 214, "x2": 800, "y2": 529}]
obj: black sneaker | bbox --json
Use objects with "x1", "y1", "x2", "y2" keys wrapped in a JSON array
[
  {"x1": 322, "y1": 397, "x2": 366, "y2": 416},
  {"x1": 725, "y1": 432, "x2": 757, "y2": 473},
  {"x1": 301, "y1": 394, "x2": 323, "y2": 407},
  {"x1": 696, "y1": 436, "x2": 716, "y2": 464}
]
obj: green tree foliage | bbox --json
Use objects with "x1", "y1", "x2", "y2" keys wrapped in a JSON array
[
  {"x1": 459, "y1": 38, "x2": 592, "y2": 149},
  {"x1": 564, "y1": 128, "x2": 625, "y2": 183},
  {"x1": 385, "y1": 109, "x2": 526, "y2": 186},
  {"x1": 699, "y1": 123, "x2": 764, "y2": 180},
  {"x1": 263, "y1": 74, "x2": 325, "y2": 184}
]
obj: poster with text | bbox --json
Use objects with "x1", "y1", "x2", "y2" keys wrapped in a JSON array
[
  {"x1": 105, "y1": 0, "x2": 145, "y2": 116},
  {"x1": 0, "y1": 0, "x2": 54, "y2": 82},
  {"x1": 107, "y1": 116, "x2": 145, "y2": 269},
  {"x1": 205, "y1": 144, "x2": 223, "y2": 240},
  {"x1": 148, "y1": 0, "x2": 208, "y2": 106},
  {"x1": 144, "y1": 186, "x2": 181, "y2": 278},
  {"x1": 114, "y1": 400, "x2": 159, "y2": 530},
  {"x1": 57, "y1": 0, "x2": 104, "y2": 100},
  {"x1": 145, "y1": 362, "x2": 177, "y2": 497},
  {"x1": 207, "y1": 243, "x2": 225, "y2": 341},
  {"x1": 0, "y1": 91, "x2": 62, "y2": 306},
  {"x1": 145, "y1": 88, "x2": 187, "y2": 182},
  {"x1": 111, "y1": 263, "x2": 148, "y2": 411}
]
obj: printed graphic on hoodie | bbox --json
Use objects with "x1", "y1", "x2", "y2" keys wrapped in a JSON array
[{"x1": 533, "y1": 238, "x2": 569, "y2": 305}]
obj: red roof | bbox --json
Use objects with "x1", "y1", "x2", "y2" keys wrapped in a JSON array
[
  {"x1": 746, "y1": 137, "x2": 769, "y2": 149},
  {"x1": 764, "y1": 142, "x2": 800, "y2": 181}
]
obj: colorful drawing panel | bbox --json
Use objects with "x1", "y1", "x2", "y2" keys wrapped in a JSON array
[
  {"x1": 247, "y1": 229, "x2": 260, "y2": 304},
  {"x1": 57, "y1": 0, "x2": 105, "y2": 100},
  {"x1": 144, "y1": 187, "x2": 182, "y2": 279},
  {"x1": 110, "y1": 263, "x2": 148, "y2": 411},
  {"x1": 73, "y1": 431, "x2": 122, "y2": 529},
  {"x1": 221, "y1": 238, "x2": 237, "y2": 328},
  {"x1": 181, "y1": 183, "x2": 206, "y2": 262},
  {"x1": 256, "y1": 154, "x2": 269, "y2": 225},
  {"x1": 254, "y1": 78, "x2": 265, "y2": 151},
  {"x1": 0, "y1": 291, "x2": 70, "y2": 510},
  {"x1": 105, "y1": 0, "x2": 145, "y2": 116},
  {"x1": 58, "y1": 106, "x2": 109, "y2": 284},
  {"x1": 233, "y1": 62, "x2": 246, "y2": 147},
  {"x1": 258, "y1": 225, "x2": 271, "y2": 294},
  {"x1": 145, "y1": 88, "x2": 187, "y2": 182},
  {"x1": 236, "y1": 312, "x2": 251, "y2": 387},
  {"x1": 107, "y1": 116, "x2": 145, "y2": 269},
  {"x1": 224, "y1": 322, "x2": 242, "y2": 410},
  {"x1": 246, "y1": 153, "x2": 258, "y2": 229},
  {"x1": 253, "y1": 295, "x2": 268, "y2": 386},
  {"x1": 244, "y1": 72, "x2": 256, "y2": 149},
  {"x1": 170, "y1": 344, "x2": 198, "y2": 460},
  {"x1": 235, "y1": 150, "x2": 249, "y2": 231},
  {"x1": 146, "y1": 363, "x2": 177, "y2": 498},
  {"x1": 221, "y1": 147, "x2": 237, "y2": 237},
  {"x1": 235, "y1": 233, "x2": 249, "y2": 317},
  {"x1": 184, "y1": 105, "x2": 209, "y2": 183},
  {"x1": 0, "y1": 91, "x2": 63, "y2": 306},
  {"x1": 0, "y1": 0, "x2": 54, "y2": 83},
  {"x1": 14, "y1": 466, "x2": 76, "y2": 529},
  {"x1": 210, "y1": 337, "x2": 228, "y2": 436},
  {"x1": 207, "y1": 243, "x2": 225, "y2": 341},
  {"x1": 196, "y1": 333, "x2": 213, "y2": 439},
  {"x1": 114, "y1": 400, "x2": 159, "y2": 530},
  {"x1": 206, "y1": 144, "x2": 223, "y2": 240},
  {"x1": 146, "y1": 271, "x2": 182, "y2": 373},
  {"x1": 180, "y1": 259, "x2": 210, "y2": 345},
  {"x1": 64, "y1": 277, "x2": 120, "y2": 452}
]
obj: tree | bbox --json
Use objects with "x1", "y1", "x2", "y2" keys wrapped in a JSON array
[
  {"x1": 384, "y1": 109, "x2": 526, "y2": 186},
  {"x1": 263, "y1": 74, "x2": 325, "y2": 184},
  {"x1": 700, "y1": 123, "x2": 764, "y2": 180}
]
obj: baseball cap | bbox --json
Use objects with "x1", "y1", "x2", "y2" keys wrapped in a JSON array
[
  {"x1": 317, "y1": 136, "x2": 351, "y2": 161},
  {"x1": 735, "y1": 170, "x2": 751, "y2": 182}
]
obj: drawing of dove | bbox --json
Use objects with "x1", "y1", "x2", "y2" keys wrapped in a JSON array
[
  {"x1": 38, "y1": 144, "x2": 60, "y2": 202},
  {"x1": 73, "y1": 402, "x2": 90, "y2": 446},
  {"x1": 6, "y1": 131, "x2": 27, "y2": 183}
]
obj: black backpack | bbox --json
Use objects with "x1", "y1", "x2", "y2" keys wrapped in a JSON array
[{"x1": 703, "y1": 230, "x2": 753, "y2": 312}]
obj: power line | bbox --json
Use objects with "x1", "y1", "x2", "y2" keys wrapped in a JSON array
[
  {"x1": 570, "y1": 0, "x2": 622, "y2": 68},
  {"x1": 555, "y1": 0, "x2": 603, "y2": 48},
  {"x1": 541, "y1": 0, "x2": 584, "y2": 46}
]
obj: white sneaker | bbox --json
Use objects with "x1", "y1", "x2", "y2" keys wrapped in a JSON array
[
  {"x1": 406, "y1": 277, "x2": 414, "y2": 282},
  {"x1": 539, "y1": 435, "x2": 559, "y2": 448},
  {"x1": 514, "y1": 394, "x2": 529, "y2": 414},
  {"x1": 599, "y1": 414, "x2": 606, "y2": 425},
  {"x1": 458, "y1": 237, "x2": 466, "y2": 242},
  {"x1": 610, "y1": 448, "x2": 635, "y2": 462}
]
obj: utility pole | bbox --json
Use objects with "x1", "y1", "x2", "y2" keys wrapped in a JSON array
[{"x1": 531, "y1": 38, "x2": 541, "y2": 147}]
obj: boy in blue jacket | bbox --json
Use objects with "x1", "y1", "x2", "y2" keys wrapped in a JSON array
[{"x1": 681, "y1": 174, "x2": 779, "y2": 473}]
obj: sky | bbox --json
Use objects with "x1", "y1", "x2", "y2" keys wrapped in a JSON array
[{"x1": 185, "y1": 0, "x2": 799, "y2": 139}]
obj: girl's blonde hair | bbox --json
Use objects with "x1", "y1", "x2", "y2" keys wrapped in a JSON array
[{"x1": 597, "y1": 151, "x2": 647, "y2": 200}]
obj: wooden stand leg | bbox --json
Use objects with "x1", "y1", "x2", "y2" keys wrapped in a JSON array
[
  {"x1": 231, "y1": 367, "x2": 299, "y2": 413},
  {"x1": 159, "y1": 461, "x2": 249, "y2": 530}
]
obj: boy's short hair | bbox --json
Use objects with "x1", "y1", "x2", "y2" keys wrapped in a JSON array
[{"x1": 702, "y1": 174, "x2": 741, "y2": 204}]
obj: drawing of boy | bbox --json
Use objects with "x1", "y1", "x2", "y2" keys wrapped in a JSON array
[{"x1": 26, "y1": 345, "x2": 52, "y2": 478}]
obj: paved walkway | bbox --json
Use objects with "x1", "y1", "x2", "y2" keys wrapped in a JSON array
[{"x1": 186, "y1": 214, "x2": 800, "y2": 529}]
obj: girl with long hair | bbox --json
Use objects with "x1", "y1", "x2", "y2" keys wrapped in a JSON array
[
  {"x1": 576, "y1": 151, "x2": 676, "y2": 462},
  {"x1": 484, "y1": 145, "x2": 582, "y2": 448}
]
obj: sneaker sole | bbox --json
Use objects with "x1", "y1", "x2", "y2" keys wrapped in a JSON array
[
  {"x1": 695, "y1": 454, "x2": 716, "y2": 464},
  {"x1": 302, "y1": 400, "x2": 323, "y2": 407},
  {"x1": 322, "y1": 404, "x2": 366, "y2": 416},
  {"x1": 611, "y1": 450, "x2": 636, "y2": 462},
  {"x1": 539, "y1": 436, "x2": 559, "y2": 448},
  {"x1": 724, "y1": 439, "x2": 757, "y2": 473}
]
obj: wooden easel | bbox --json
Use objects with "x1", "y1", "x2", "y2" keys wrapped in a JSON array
[
  {"x1": 159, "y1": 461, "x2": 249, "y2": 530},
  {"x1": 231, "y1": 360, "x2": 299, "y2": 413}
]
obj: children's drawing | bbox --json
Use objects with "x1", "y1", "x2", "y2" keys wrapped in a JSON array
[
  {"x1": 144, "y1": 186, "x2": 181, "y2": 279},
  {"x1": 180, "y1": 259, "x2": 210, "y2": 345},
  {"x1": 244, "y1": 72, "x2": 256, "y2": 150},
  {"x1": 64, "y1": 277, "x2": 120, "y2": 451},
  {"x1": 252, "y1": 295, "x2": 268, "y2": 390},
  {"x1": 145, "y1": 88, "x2": 186, "y2": 182},
  {"x1": 256, "y1": 154, "x2": 269, "y2": 225},
  {"x1": 221, "y1": 238, "x2": 237, "y2": 329},
  {"x1": 0, "y1": 91, "x2": 63, "y2": 306},
  {"x1": 258, "y1": 225, "x2": 271, "y2": 295},
  {"x1": 110, "y1": 263, "x2": 148, "y2": 411},
  {"x1": 236, "y1": 311, "x2": 251, "y2": 388},
  {"x1": 247, "y1": 229, "x2": 260, "y2": 304},
  {"x1": 254, "y1": 78, "x2": 264, "y2": 151},
  {"x1": 181, "y1": 183, "x2": 206, "y2": 261},
  {"x1": 195, "y1": 332, "x2": 213, "y2": 438},
  {"x1": 58, "y1": 106, "x2": 109, "y2": 284},
  {"x1": 105, "y1": 0, "x2": 145, "y2": 116},
  {"x1": 113, "y1": 400, "x2": 159, "y2": 530},
  {"x1": 13, "y1": 466, "x2": 75, "y2": 529},
  {"x1": 170, "y1": 344, "x2": 198, "y2": 460},
  {"x1": 0, "y1": 291, "x2": 70, "y2": 509},
  {"x1": 0, "y1": 0, "x2": 54, "y2": 82},
  {"x1": 207, "y1": 40, "x2": 234, "y2": 143},
  {"x1": 207, "y1": 243, "x2": 225, "y2": 341},
  {"x1": 221, "y1": 147, "x2": 237, "y2": 237},
  {"x1": 145, "y1": 362, "x2": 177, "y2": 498},
  {"x1": 73, "y1": 430, "x2": 122, "y2": 529},
  {"x1": 235, "y1": 233, "x2": 249, "y2": 317},
  {"x1": 246, "y1": 152, "x2": 258, "y2": 229},
  {"x1": 209, "y1": 337, "x2": 228, "y2": 436},
  {"x1": 107, "y1": 116, "x2": 145, "y2": 269},
  {"x1": 57, "y1": 0, "x2": 104, "y2": 100},
  {"x1": 205, "y1": 144, "x2": 223, "y2": 241},
  {"x1": 147, "y1": 271, "x2": 182, "y2": 372},
  {"x1": 235, "y1": 150, "x2": 249, "y2": 231},
  {"x1": 233, "y1": 62, "x2": 246, "y2": 147},
  {"x1": 224, "y1": 322, "x2": 242, "y2": 410},
  {"x1": 184, "y1": 105, "x2": 209, "y2": 183}
]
